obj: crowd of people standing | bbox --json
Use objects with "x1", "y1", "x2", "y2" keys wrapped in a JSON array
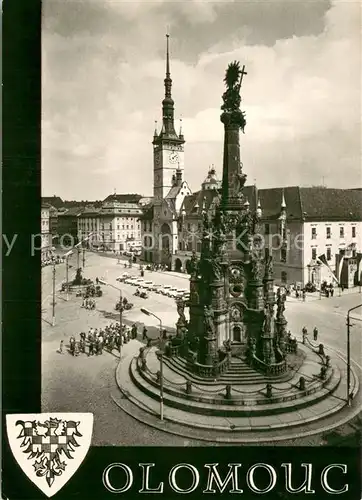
[{"x1": 59, "y1": 322, "x2": 150, "y2": 357}]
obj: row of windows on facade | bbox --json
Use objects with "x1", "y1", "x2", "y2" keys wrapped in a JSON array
[
  {"x1": 311, "y1": 226, "x2": 357, "y2": 239},
  {"x1": 265, "y1": 224, "x2": 357, "y2": 240},
  {"x1": 311, "y1": 247, "x2": 357, "y2": 261},
  {"x1": 80, "y1": 217, "x2": 139, "y2": 223},
  {"x1": 80, "y1": 234, "x2": 139, "y2": 242},
  {"x1": 79, "y1": 223, "x2": 140, "y2": 230}
]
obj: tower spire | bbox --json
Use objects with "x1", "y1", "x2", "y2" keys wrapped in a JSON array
[
  {"x1": 161, "y1": 33, "x2": 176, "y2": 137},
  {"x1": 164, "y1": 33, "x2": 172, "y2": 99}
]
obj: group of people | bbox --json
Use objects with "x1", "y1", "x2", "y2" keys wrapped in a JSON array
[
  {"x1": 302, "y1": 326, "x2": 319, "y2": 342},
  {"x1": 41, "y1": 255, "x2": 64, "y2": 267},
  {"x1": 145, "y1": 263, "x2": 169, "y2": 272},
  {"x1": 81, "y1": 297, "x2": 96, "y2": 310},
  {"x1": 58, "y1": 322, "x2": 150, "y2": 357},
  {"x1": 321, "y1": 281, "x2": 336, "y2": 297}
]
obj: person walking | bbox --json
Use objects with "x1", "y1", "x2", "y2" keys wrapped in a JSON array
[
  {"x1": 88, "y1": 339, "x2": 94, "y2": 356},
  {"x1": 142, "y1": 326, "x2": 148, "y2": 340},
  {"x1": 59, "y1": 340, "x2": 64, "y2": 354},
  {"x1": 313, "y1": 327, "x2": 318, "y2": 342}
]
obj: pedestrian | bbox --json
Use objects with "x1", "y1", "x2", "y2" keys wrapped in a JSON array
[
  {"x1": 59, "y1": 340, "x2": 64, "y2": 354},
  {"x1": 313, "y1": 327, "x2": 318, "y2": 341},
  {"x1": 88, "y1": 340, "x2": 94, "y2": 356},
  {"x1": 326, "y1": 289, "x2": 329, "y2": 298},
  {"x1": 330, "y1": 286, "x2": 334, "y2": 297},
  {"x1": 162, "y1": 329, "x2": 167, "y2": 340},
  {"x1": 142, "y1": 326, "x2": 148, "y2": 340},
  {"x1": 302, "y1": 289, "x2": 306, "y2": 302},
  {"x1": 131, "y1": 324, "x2": 138, "y2": 339},
  {"x1": 96, "y1": 277, "x2": 99, "y2": 285}
]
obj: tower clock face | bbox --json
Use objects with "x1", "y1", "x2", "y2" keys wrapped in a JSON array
[{"x1": 169, "y1": 152, "x2": 179, "y2": 164}]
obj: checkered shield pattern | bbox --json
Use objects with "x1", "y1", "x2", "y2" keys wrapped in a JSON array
[{"x1": 6, "y1": 413, "x2": 93, "y2": 498}]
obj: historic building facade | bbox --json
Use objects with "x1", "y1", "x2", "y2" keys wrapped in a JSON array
[
  {"x1": 259, "y1": 187, "x2": 362, "y2": 288},
  {"x1": 141, "y1": 35, "x2": 192, "y2": 267},
  {"x1": 77, "y1": 197, "x2": 143, "y2": 251},
  {"x1": 171, "y1": 184, "x2": 362, "y2": 288}
]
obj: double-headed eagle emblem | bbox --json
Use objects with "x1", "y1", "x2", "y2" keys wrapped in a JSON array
[{"x1": 16, "y1": 417, "x2": 82, "y2": 487}]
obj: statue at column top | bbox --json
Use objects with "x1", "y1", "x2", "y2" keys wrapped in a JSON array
[{"x1": 220, "y1": 61, "x2": 247, "y2": 132}]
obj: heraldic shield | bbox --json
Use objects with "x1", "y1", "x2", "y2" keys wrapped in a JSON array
[{"x1": 6, "y1": 413, "x2": 93, "y2": 497}]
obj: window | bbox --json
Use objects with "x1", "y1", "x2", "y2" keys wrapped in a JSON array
[
  {"x1": 311, "y1": 227, "x2": 317, "y2": 240},
  {"x1": 326, "y1": 247, "x2": 331, "y2": 261},
  {"x1": 281, "y1": 271, "x2": 287, "y2": 284},
  {"x1": 126, "y1": 225, "x2": 129, "y2": 230},
  {"x1": 340, "y1": 226, "x2": 344, "y2": 238},
  {"x1": 326, "y1": 227, "x2": 331, "y2": 239},
  {"x1": 117, "y1": 225, "x2": 120, "y2": 230},
  {"x1": 312, "y1": 248, "x2": 317, "y2": 260},
  {"x1": 280, "y1": 248, "x2": 287, "y2": 263},
  {"x1": 265, "y1": 224, "x2": 270, "y2": 235},
  {"x1": 352, "y1": 226, "x2": 356, "y2": 238},
  {"x1": 187, "y1": 223, "x2": 191, "y2": 231}
]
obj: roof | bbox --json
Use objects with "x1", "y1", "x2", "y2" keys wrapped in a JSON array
[
  {"x1": 259, "y1": 187, "x2": 362, "y2": 222},
  {"x1": 103, "y1": 193, "x2": 143, "y2": 204},
  {"x1": 79, "y1": 206, "x2": 101, "y2": 217},
  {"x1": 258, "y1": 187, "x2": 301, "y2": 220},
  {"x1": 58, "y1": 207, "x2": 84, "y2": 217},
  {"x1": 42, "y1": 196, "x2": 64, "y2": 209},
  {"x1": 299, "y1": 187, "x2": 362, "y2": 221}
]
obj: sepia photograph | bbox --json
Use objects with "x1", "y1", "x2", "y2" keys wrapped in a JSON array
[{"x1": 40, "y1": 0, "x2": 362, "y2": 449}]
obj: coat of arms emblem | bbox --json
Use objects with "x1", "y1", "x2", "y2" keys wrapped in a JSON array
[{"x1": 6, "y1": 413, "x2": 93, "y2": 497}]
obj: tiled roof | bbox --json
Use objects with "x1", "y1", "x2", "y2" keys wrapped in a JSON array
[
  {"x1": 258, "y1": 187, "x2": 362, "y2": 222},
  {"x1": 299, "y1": 187, "x2": 362, "y2": 221},
  {"x1": 259, "y1": 187, "x2": 301, "y2": 220},
  {"x1": 58, "y1": 207, "x2": 84, "y2": 217},
  {"x1": 42, "y1": 196, "x2": 64, "y2": 208},
  {"x1": 103, "y1": 193, "x2": 143, "y2": 204}
]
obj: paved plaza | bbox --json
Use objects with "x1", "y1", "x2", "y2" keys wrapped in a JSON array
[{"x1": 42, "y1": 250, "x2": 362, "y2": 446}]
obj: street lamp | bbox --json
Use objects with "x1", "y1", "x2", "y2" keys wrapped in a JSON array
[
  {"x1": 346, "y1": 303, "x2": 362, "y2": 406},
  {"x1": 64, "y1": 250, "x2": 73, "y2": 301},
  {"x1": 98, "y1": 279, "x2": 124, "y2": 358},
  {"x1": 141, "y1": 307, "x2": 164, "y2": 421}
]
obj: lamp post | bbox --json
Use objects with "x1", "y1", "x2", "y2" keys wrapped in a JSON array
[
  {"x1": 346, "y1": 303, "x2": 362, "y2": 406},
  {"x1": 141, "y1": 307, "x2": 164, "y2": 421},
  {"x1": 83, "y1": 248, "x2": 86, "y2": 268},
  {"x1": 64, "y1": 250, "x2": 73, "y2": 301},
  {"x1": 98, "y1": 279, "x2": 124, "y2": 358}
]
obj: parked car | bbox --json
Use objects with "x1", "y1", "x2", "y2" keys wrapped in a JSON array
[
  {"x1": 160, "y1": 285, "x2": 172, "y2": 295},
  {"x1": 151, "y1": 284, "x2": 162, "y2": 292},
  {"x1": 167, "y1": 287, "x2": 179, "y2": 298},
  {"x1": 125, "y1": 277, "x2": 138, "y2": 285},
  {"x1": 142, "y1": 281, "x2": 154, "y2": 290},
  {"x1": 116, "y1": 272, "x2": 130, "y2": 282}
]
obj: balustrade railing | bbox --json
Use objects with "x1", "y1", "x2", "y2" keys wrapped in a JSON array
[{"x1": 251, "y1": 355, "x2": 287, "y2": 376}]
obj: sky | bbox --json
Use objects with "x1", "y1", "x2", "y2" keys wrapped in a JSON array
[{"x1": 42, "y1": 0, "x2": 361, "y2": 200}]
